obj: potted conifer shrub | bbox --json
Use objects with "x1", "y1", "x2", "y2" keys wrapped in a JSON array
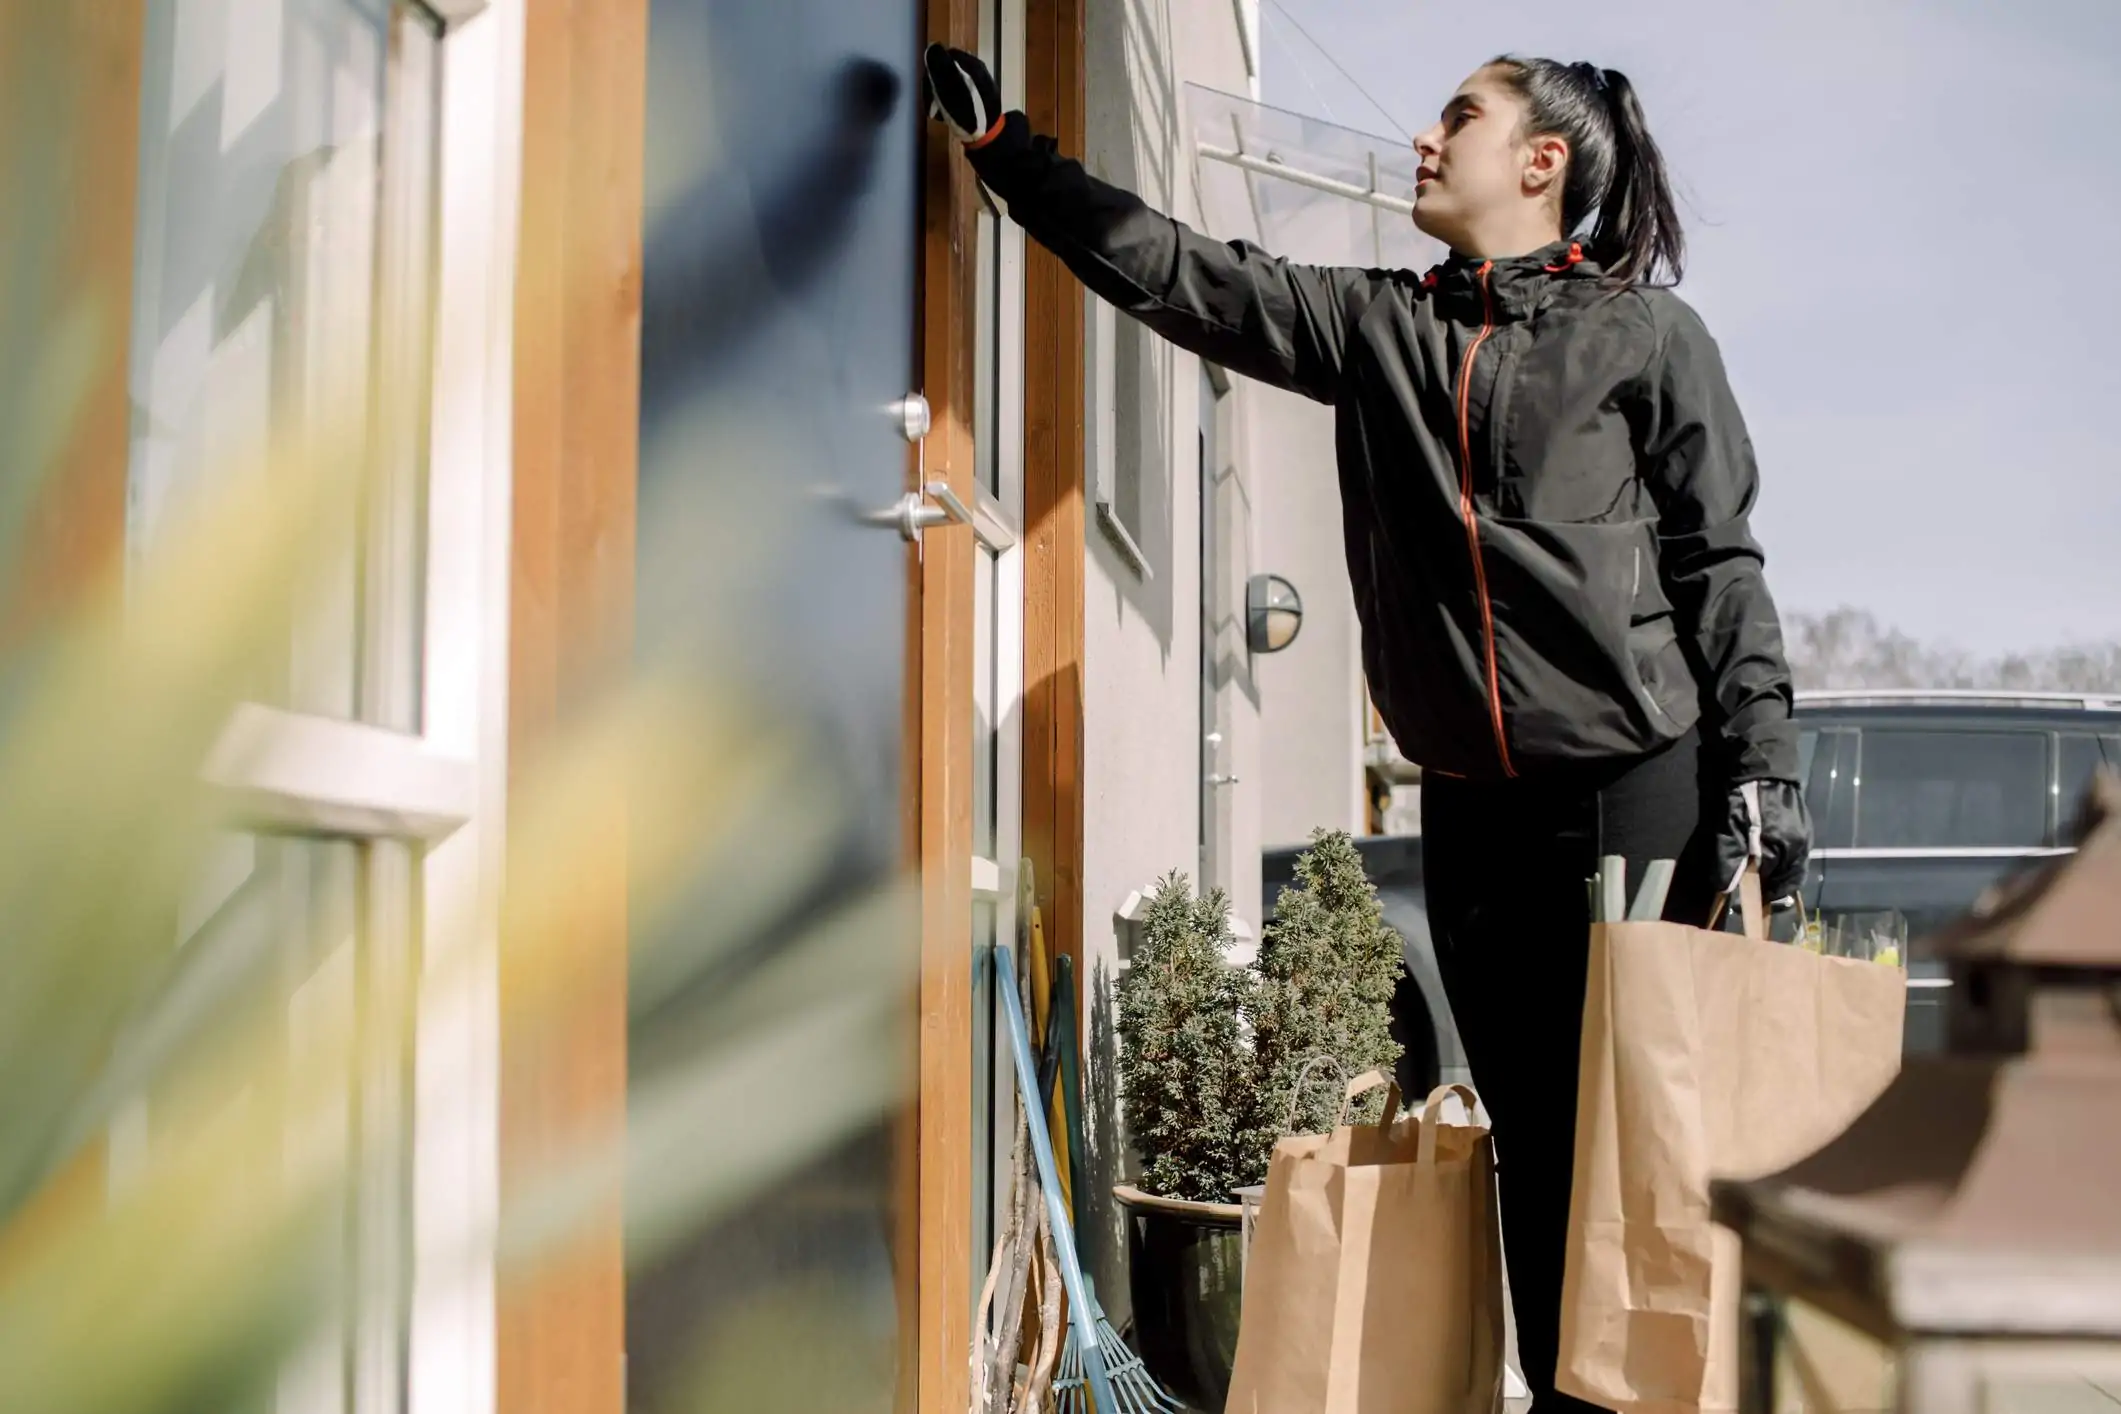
[
  {"x1": 1243, "y1": 829, "x2": 1407, "y2": 1161},
  {"x1": 1112, "y1": 876, "x2": 1254, "y2": 1411},
  {"x1": 1112, "y1": 833, "x2": 1405, "y2": 1410}
]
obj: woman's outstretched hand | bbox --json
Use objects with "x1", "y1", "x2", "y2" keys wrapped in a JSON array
[
  {"x1": 923, "y1": 43, "x2": 1004, "y2": 146},
  {"x1": 1713, "y1": 779, "x2": 1813, "y2": 914}
]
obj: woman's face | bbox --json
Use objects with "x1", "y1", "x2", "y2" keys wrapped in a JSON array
[{"x1": 1411, "y1": 66, "x2": 1545, "y2": 248}]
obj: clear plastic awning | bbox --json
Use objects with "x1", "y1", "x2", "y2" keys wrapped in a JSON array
[{"x1": 1187, "y1": 83, "x2": 1447, "y2": 273}]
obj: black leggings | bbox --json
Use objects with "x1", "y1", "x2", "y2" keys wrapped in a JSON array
[{"x1": 1420, "y1": 727, "x2": 1721, "y2": 1414}]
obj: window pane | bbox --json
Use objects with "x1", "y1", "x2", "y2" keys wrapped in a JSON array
[
  {"x1": 363, "y1": 10, "x2": 440, "y2": 732},
  {"x1": 1855, "y1": 730, "x2": 2049, "y2": 848},
  {"x1": 972, "y1": 546, "x2": 998, "y2": 861},
  {"x1": 135, "y1": 831, "x2": 413, "y2": 1414},
  {"x1": 968, "y1": 898, "x2": 998, "y2": 1293},
  {"x1": 125, "y1": 0, "x2": 435, "y2": 726},
  {"x1": 1113, "y1": 317, "x2": 1146, "y2": 539},
  {"x1": 973, "y1": 207, "x2": 999, "y2": 495},
  {"x1": 1807, "y1": 729, "x2": 1857, "y2": 850},
  {"x1": 2058, "y1": 734, "x2": 2119, "y2": 844}
]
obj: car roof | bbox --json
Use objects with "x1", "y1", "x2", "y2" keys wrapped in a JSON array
[
  {"x1": 1262, "y1": 833, "x2": 1423, "y2": 886},
  {"x1": 1796, "y1": 688, "x2": 2121, "y2": 717}
]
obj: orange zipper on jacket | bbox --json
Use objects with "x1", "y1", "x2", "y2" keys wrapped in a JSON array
[{"x1": 1455, "y1": 262, "x2": 1516, "y2": 777}]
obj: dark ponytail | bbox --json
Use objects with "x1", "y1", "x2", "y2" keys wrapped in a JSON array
[{"x1": 1487, "y1": 55, "x2": 1685, "y2": 287}]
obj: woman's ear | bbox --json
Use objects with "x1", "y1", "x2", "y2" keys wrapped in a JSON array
[{"x1": 1523, "y1": 132, "x2": 1570, "y2": 198}]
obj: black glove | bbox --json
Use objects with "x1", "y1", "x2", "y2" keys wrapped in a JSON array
[
  {"x1": 1713, "y1": 779, "x2": 1812, "y2": 913},
  {"x1": 923, "y1": 43, "x2": 1004, "y2": 145}
]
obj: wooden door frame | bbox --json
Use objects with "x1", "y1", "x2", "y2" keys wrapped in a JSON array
[
  {"x1": 503, "y1": 1, "x2": 645, "y2": 1412},
  {"x1": 1019, "y1": 0, "x2": 1088, "y2": 987},
  {"x1": 0, "y1": 0, "x2": 150, "y2": 1277},
  {"x1": 912, "y1": 0, "x2": 1085, "y2": 1411},
  {"x1": 0, "y1": 1, "x2": 146, "y2": 642},
  {"x1": 912, "y1": 4, "x2": 980, "y2": 1413}
]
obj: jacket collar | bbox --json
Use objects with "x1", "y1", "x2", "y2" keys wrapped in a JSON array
[{"x1": 1421, "y1": 238, "x2": 1602, "y2": 319}]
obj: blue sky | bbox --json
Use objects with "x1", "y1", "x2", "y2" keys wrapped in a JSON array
[{"x1": 1260, "y1": 0, "x2": 2121, "y2": 655}]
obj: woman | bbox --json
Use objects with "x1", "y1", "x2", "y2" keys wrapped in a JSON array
[{"x1": 926, "y1": 48, "x2": 1811, "y2": 1411}]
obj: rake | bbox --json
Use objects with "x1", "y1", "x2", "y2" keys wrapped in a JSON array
[
  {"x1": 1043, "y1": 951, "x2": 1185, "y2": 1414},
  {"x1": 995, "y1": 944, "x2": 1185, "y2": 1413},
  {"x1": 1052, "y1": 1302, "x2": 1185, "y2": 1414}
]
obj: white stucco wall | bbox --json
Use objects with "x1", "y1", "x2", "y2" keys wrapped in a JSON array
[
  {"x1": 1071, "y1": 0, "x2": 1416, "y2": 1314},
  {"x1": 1252, "y1": 382, "x2": 1368, "y2": 848},
  {"x1": 1077, "y1": 0, "x2": 1275, "y2": 942},
  {"x1": 1075, "y1": 0, "x2": 1266, "y2": 1301}
]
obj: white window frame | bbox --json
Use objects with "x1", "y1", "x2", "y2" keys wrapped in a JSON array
[
  {"x1": 970, "y1": 490, "x2": 1023, "y2": 907},
  {"x1": 153, "y1": 3, "x2": 520, "y2": 1411},
  {"x1": 402, "y1": 5, "x2": 521, "y2": 1413},
  {"x1": 970, "y1": 0, "x2": 1030, "y2": 1299},
  {"x1": 1087, "y1": 294, "x2": 1153, "y2": 580}
]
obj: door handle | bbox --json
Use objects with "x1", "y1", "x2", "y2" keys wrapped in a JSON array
[
  {"x1": 861, "y1": 480, "x2": 973, "y2": 546},
  {"x1": 855, "y1": 393, "x2": 971, "y2": 547}
]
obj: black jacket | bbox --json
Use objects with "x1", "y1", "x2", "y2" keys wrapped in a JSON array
[{"x1": 970, "y1": 115, "x2": 1799, "y2": 785}]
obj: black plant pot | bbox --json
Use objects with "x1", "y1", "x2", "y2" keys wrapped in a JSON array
[{"x1": 1112, "y1": 1185, "x2": 1245, "y2": 1412}]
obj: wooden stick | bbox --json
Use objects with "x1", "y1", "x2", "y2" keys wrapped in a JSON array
[
  {"x1": 1026, "y1": 1204, "x2": 1065, "y2": 1412},
  {"x1": 987, "y1": 1107, "x2": 1035, "y2": 1410},
  {"x1": 970, "y1": 1227, "x2": 1006, "y2": 1413}
]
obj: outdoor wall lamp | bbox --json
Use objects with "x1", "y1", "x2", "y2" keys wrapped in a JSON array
[{"x1": 1246, "y1": 573, "x2": 1303, "y2": 654}]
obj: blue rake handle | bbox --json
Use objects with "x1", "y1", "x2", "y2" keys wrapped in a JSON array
[{"x1": 994, "y1": 944, "x2": 1121, "y2": 1414}]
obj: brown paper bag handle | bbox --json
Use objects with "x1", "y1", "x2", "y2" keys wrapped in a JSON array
[
  {"x1": 1415, "y1": 1083, "x2": 1481, "y2": 1164},
  {"x1": 1284, "y1": 1054, "x2": 1348, "y2": 1134},
  {"x1": 1709, "y1": 860, "x2": 1769, "y2": 941},
  {"x1": 1338, "y1": 1069, "x2": 1402, "y2": 1131}
]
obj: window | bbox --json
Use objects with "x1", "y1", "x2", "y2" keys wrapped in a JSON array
[
  {"x1": 1804, "y1": 727, "x2": 1858, "y2": 850},
  {"x1": 1854, "y1": 730, "x2": 2049, "y2": 849},
  {"x1": 2057, "y1": 733, "x2": 2121, "y2": 844},
  {"x1": 112, "y1": 3, "x2": 506, "y2": 1411},
  {"x1": 1199, "y1": 362, "x2": 1230, "y2": 890},
  {"x1": 1088, "y1": 294, "x2": 1151, "y2": 575},
  {"x1": 969, "y1": 0, "x2": 1028, "y2": 1295},
  {"x1": 127, "y1": 0, "x2": 440, "y2": 727},
  {"x1": 136, "y1": 833, "x2": 420, "y2": 1411}
]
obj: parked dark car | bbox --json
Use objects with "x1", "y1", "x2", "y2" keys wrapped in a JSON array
[
  {"x1": 1793, "y1": 690, "x2": 2121, "y2": 1051},
  {"x1": 1261, "y1": 834, "x2": 1468, "y2": 1100},
  {"x1": 1266, "y1": 692, "x2": 2121, "y2": 1083}
]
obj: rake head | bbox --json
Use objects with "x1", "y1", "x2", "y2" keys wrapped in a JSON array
[{"x1": 1053, "y1": 1313, "x2": 1187, "y2": 1414}]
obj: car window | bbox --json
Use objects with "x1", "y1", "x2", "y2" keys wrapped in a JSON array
[
  {"x1": 2058, "y1": 733, "x2": 2121, "y2": 843},
  {"x1": 1855, "y1": 729, "x2": 2049, "y2": 849},
  {"x1": 1805, "y1": 728, "x2": 1857, "y2": 849}
]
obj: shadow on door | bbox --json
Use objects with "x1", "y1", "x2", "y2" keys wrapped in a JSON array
[{"x1": 624, "y1": 0, "x2": 924, "y2": 1409}]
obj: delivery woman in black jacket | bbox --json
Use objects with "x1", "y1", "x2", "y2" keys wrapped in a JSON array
[{"x1": 926, "y1": 48, "x2": 1811, "y2": 1412}]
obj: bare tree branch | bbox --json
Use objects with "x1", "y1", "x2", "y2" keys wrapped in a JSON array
[{"x1": 1786, "y1": 608, "x2": 2121, "y2": 693}]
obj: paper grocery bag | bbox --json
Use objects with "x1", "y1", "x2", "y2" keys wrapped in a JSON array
[
  {"x1": 1556, "y1": 873, "x2": 1905, "y2": 1414},
  {"x1": 1227, "y1": 1073, "x2": 1506, "y2": 1414}
]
